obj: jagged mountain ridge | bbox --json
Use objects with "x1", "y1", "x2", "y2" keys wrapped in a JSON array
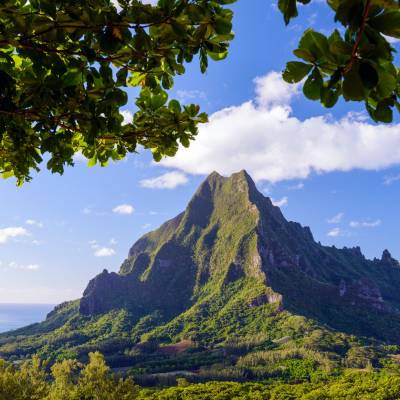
[
  {"x1": 2, "y1": 170, "x2": 400, "y2": 365},
  {"x1": 80, "y1": 170, "x2": 400, "y2": 335}
]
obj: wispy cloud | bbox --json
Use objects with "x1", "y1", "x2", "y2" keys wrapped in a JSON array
[
  {"x1": 6, "y1": 261, "x2": 40, "y2": 271},
  {"x1": 349, "y1": 219, "x2": 381, "y2": 228},
  {"x1": 94, "y1": 247, "x2": 115, "y2": 257},
  {"x1": 176, "y1": 89, "x2": 207, "y2": 103},
  {"x1": 112, "y1": 204, "x2": 135, "y2": 215},
  {"x1": 90, "y1": 240, "x2": 116, "y2": 257},
  {"x1": 140, "y1": 171, "x2": 188, "y2": 189},
  {"x1": 383, "y1": 174, "x2": 400, "y2": 185},
  {"x1": 288, "y1": 182, "x2": 304, "y2": 190},
  {"x1": 272, "y1": 196, "x2": 288, "y2": 207},
  {"x1": 26, "y1": 219, "x2": 43, "y2": 228},
  {"x1": 0, "y1": 227, "x2": 29, "y2": 244},
  {"x1": 327, "y1": 227, "x2": 342, "y2": 237},
  {"x1": 327, "y1": 212, "x2": 344, "y2": 224}
]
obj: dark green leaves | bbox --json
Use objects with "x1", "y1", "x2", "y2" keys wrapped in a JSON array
[
  {"x1": 279, "y1": 1, "x2": 399, "y2": 123},
  {"x1": 359, "y1": 62, "x2": 379, "y2": 90},
  {"x1": 278, "y1": 0, "x2": 311, "y2": 25},
  {"x1": 283, "y1": 62, "x2": 313, "y2": 83},
  {"x1": 369, "y1": 11, "x2": 400, "y2": 38},
  {"x1": 278, "y1": 0, "x2": 298, "y2": 25},
  {"x1": 303, "y1": 68, "x2": 323, "y2": 100},
  {"x1": 343, "y1": 63, "x2": 366, "y2": 101},
  {"x1": 0, "y1": 0, "x2": 236, "y2": 184}
]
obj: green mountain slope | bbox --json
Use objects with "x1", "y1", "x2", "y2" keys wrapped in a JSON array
[{"x1": 2, "y1": 170, "x2": 400, "y2": 382}]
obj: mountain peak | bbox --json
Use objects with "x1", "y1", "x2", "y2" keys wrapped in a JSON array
[
  {"x1": 229, "y1": 169, "x2": 256, "y2": 185},
  {"x1": 381, "y1": 249, "x2": 400, "y2": 267},
  {"x1": 5, "y1": 170, "x2": 400, "y2": 367}
]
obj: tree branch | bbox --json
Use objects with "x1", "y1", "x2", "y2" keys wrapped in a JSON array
[{"x1": 344, "y1": 0, "x2": 372, "y2": 73}]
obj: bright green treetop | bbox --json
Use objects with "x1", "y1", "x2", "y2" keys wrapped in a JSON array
[{"x1": 0, "y1": 0, "x2": 234, "y2": 184}]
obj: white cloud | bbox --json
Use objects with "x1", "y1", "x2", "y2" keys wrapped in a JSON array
[
  {"x1": 140, "y1": 171, "x2": 188, "y2": 189},
  {"x1": 121, "y1": 110, "x2": 133, "y2": 125},
  {"x1": 272, "y1": 196, "x2": 288, "y2": 207},
  {"x1": 142, "y1": 223, "x2": 152, "y2": 230},
  {"x1": 26, "y1": 264, "x2": 40, "y2": 270},
  {"x1": 0, "y1": 227, "x2": 29, "y2": 244},
  {"x1": 327, "y1": 212, "x2": 344, "y2": 224},
  {"x1": 254, "y1": 72, "x2": 300, "y2": 108},
  {"x1": 94, "y1": 247, "x2": 116, "y2": 257},
  {"x1": 288, "y1": 182, "x2": 304, "y2": 190},
  {"x1": 8, "y1": 261, "x2": 40, "y2": 271},
  {"x1": 327, "y1": 227, "x2": 341, "y2": 237},
  {"x1": 383, "y1": 174, "x2": 400, "y2": 185},
  {"x1": 161, "y1": 71, "x2": 400, "y2": 183},
  {"x1": 349, "y1": 219, "x2": 382, "y2": 228},
  {"x1": 26, "y1": 219, "x2": 43, "y2": 228},
  {"x1": 112, "y1": 204, "x2": 134, "y2": 215},
  {"x1": 110, "y1": 238, "x2": 118, "y2": 245},
  {"x1": 176, "y1": 90, "x2": 207, "y2": 103},
  {"x1": 90, "y1": 240, "x2": 116, "y2": 257}
]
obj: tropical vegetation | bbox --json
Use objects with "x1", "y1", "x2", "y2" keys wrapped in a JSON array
[{"x1": 1, "y1": 0, "x2": 398, "y2": 183}]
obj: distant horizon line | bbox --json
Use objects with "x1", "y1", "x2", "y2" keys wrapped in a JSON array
[{"x1": 0, "y1": 302, "x2": 56, "y2": 306}]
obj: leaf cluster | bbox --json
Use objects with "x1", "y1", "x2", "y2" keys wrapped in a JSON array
[
  {"x1": 0, "y1": 0, "x2": 235, "y2": 184},
  {"x1": 281, "y1": 0, "x2": 400, "y2": 122}
]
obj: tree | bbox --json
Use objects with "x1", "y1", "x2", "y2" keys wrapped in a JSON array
[
  {"x1": 0, "y1": 0, "x2": 235, "y2": 184},
  {"x1": 1, "y1": 0, "x2": 399, "y2": 185},
  {"x1": 280, "y1": 0, "x2": 400, "y2": 123}
]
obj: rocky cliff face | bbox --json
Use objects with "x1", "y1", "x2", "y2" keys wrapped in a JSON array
[{"x1": 78, "y1": 170, "x2": 400, "y2": 339}]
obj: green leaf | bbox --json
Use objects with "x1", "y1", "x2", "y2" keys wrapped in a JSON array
[
  {"x1": 321, "y1": 86, "x2": 339, "y2": 108},
  {"x1": 303, "y1": 68, "x2": 323, "y2": 100},
  {"x1": 128, "y1": 73, "x2": 146, "y2": 87},
  {"x1": 343, "y1": 63, "x2": 365, "y2": 101},
  {"x1": 150, "y1": 91, "x2": 168, "y2": 109},
  {"x1": 299, "y1": 29, "x2": 330, "y2": 60},
  {"x1": 369, "y1": 11, "x2": 400, "y2": 39},
  {"x1": 293, "y1": 48, "x2": 315, "y2": 62},
  {"x1": 359, "y1": 62, "x2": 379, "y2": 90},
  {"x1": 169, "y1": 99, "x2": 181, "y2": 113},
  {"x1": 283, "y1": 61, "x2": 313, "y2": 83},
  {"x1": 329, "y1": 40, "x2": 353, "y2": 56},
  {"x1": 88, "y1": 157, "x2": 97, "y2": 167},
  {"x1": 374, "y1": 101, "x2": 393, "y2": 123},
  {"x1": 214, "y1": 16, "x2": 232, "y2": 35},
  {"x1": 62, "y1": 69, "x2": 82, "y2": 87},
  {"x1": 116, "y1": 68, "x2": 128, "y2": 87},
  {"x1": 278, "y1": 0, "x2": 298, "y2": 25},
  {"x1": 208, "y1": 50, "x2": 228, "y2": 61}
]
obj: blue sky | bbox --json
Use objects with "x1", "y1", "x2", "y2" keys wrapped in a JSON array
[{"x1": 1, "y1": 0, "x2": 400, "y2": 304}]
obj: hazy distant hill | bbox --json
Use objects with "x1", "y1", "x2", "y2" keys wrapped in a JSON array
[{"x1": 2, "y1": 170, "x2": 400, "y2": 382}]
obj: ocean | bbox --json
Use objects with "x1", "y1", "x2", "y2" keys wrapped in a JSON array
[{"x1": 0, "y1": 304, "x2": 55, "y2": 333}]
